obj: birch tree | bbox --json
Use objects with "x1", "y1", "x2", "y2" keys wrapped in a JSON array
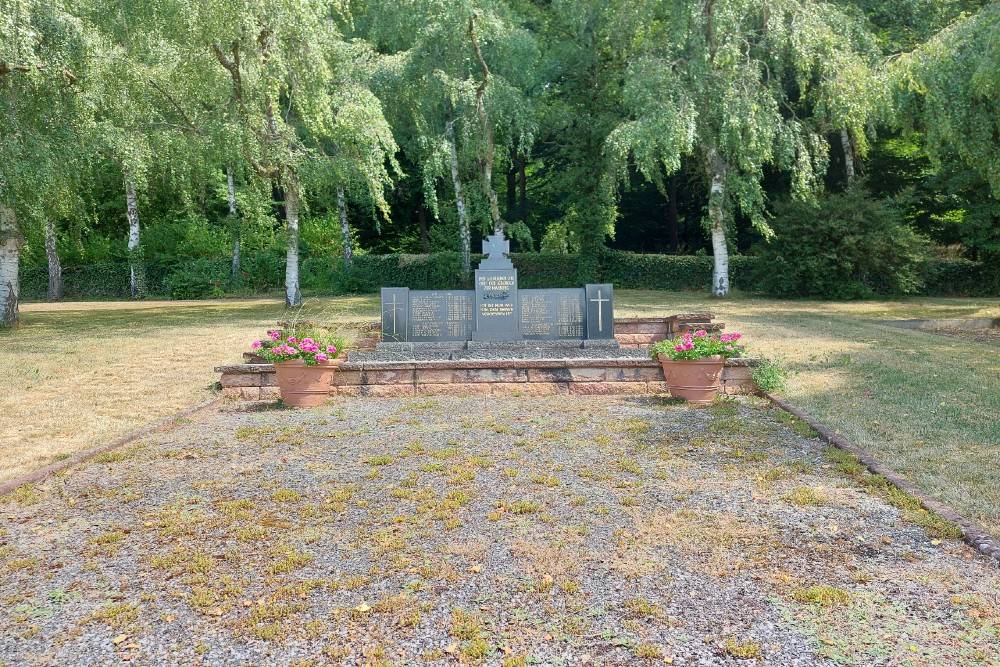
[
  {"x1": 0, "y1": 0, "x2": 91, "y2": 324},
  {"x1": 607, "y1": 0, "x2": 880, "y2": 295}
]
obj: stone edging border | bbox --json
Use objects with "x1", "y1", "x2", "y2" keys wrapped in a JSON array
[
  {"x1": 764, "y1": 392, "x2": 1000, "y2": 563},
  {"x1": 0, "y1": 398, "x2": 220, "y2": 498}
]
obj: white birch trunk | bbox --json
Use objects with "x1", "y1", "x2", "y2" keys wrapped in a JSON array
[
  {"x1": 284, "y1": 176, "x2": 302, "y2": 308},
  {"x1": 841, "y1": 129, "x2": 855, "y2": 184},
  {"x1": 0, "y1": 205, "x2": 22, "y2": 327},
  {"x1": 125, "y1": 175, "x2": 143, "y2": 299},
  {"x1": 446, "y1": 119, "x2": 471, "y2": 277},
  {"x1": 337, "y1": 185, "x2": 352, "y2": 267},
  {"x1": 227, "y1": 166, "x2": 240, "y2": 282},
  {"x1": 45, "y1": 217, "x2": 62, "y2": 301},
  {"x1": 706, "y1": 149, "x2": 730, "y2": 297}
]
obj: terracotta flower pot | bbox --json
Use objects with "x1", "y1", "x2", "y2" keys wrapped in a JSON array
[
  {"x1": 657, "y1": 355, "x2": 724, "y2": 405},
  {"x1": 273, "y1": 358, "x2": 343, "y2": 407}
]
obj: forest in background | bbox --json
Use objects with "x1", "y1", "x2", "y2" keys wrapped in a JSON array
[{"x1": 2, "y1": 0, "x2": 999, "y2": 321}]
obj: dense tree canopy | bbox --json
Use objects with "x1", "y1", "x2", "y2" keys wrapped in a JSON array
[{"x1": 0, "y1": 0, "x2": 996, "y2": 321}]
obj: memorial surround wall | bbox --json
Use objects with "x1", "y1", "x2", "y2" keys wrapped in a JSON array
[{"x1": 217, "y1": 314, "x2": 759, "y2": 400}]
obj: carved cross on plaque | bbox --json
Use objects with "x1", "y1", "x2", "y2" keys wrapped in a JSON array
[
  {"x1": 387, "y1": 292, "x2": 404, "y2": 335},
  {"x1": 483, "y1": 233, "x2": 509, "y2": 260},
  {"x1": 589, "y1": 288, "x2": 609, "y2": 332}
]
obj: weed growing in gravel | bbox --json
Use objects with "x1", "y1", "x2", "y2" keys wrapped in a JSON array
[
  {"x1": 623, "y1": 597, "x2": 663, "y2": 618},
  {"x1": 272, "y1": 488, "x2": 303, "y2": 503},
  {"x1": 792, "y1": 585, "x2": 851, "y2": 607},
  {"x1": 88, "y1": 602, "x2": 140, "y2": 629},
  {"x1": 634, "y1": 642, "x2": 665, "y2": 659},
  {"x1": 774, "y1": 411, "x2": 820, "y2": 438},
  {"x1": 6, "y1": 484, "x2": 41, "y2": 506},
  {"x1": 450, "y1": 608, "x2": 484, "y2": 640},
  {"x1": 721, "y1": 638, "x2": 763, "y2": 659},
  {"x1": 615, "y1": 457, "x2": 645, "y2": 476},
  {"x1": 5, "y1": 557, "x2": 39, "y2": 574},
  {"x1": 88, "y1": 529, "x2": 126, "y2": 556},
  {"x1": 784, "y1": 487, "x2": 829, "y2": 506},
  {"x1": 530, "y1": 473, "x2": 560, "y2": 487},
  {"x1": 266, "y1": 545, "x2": 313, "y2": 575},
  {"x1": 367, "y1": 454, "x2": 394, "y2": 466}
]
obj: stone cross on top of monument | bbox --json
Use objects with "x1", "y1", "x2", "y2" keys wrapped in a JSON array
[{"x1": 479, "y1": 229, "x2": 513, "y2": 270}]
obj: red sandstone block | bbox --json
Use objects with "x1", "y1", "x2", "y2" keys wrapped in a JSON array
[
  {"x1": 722, "y1": 366, "x2": 752, "y2": 381},
  {"x1": 416, "y1": 383, "x2": 493, "y2": 397},
  {"x1": 608, "y1": 367, "x2": 663, "y2": 382},
  {"x1": 331, "y1": 386, "x2": 363, "y2": 397},
  {"x1": 220, "y1": 373, "x2": 262, "y2": 388},
  {"x1": 221, "y1": 387, "x2": 243, "y2": 398},
  {"x1": 362, "y1": 385, "x2": 415, "y2": 397},
  {"x1": 330, "y1": 371, "x2": 363, "y2": 386},
  {"x1": 490, "y1": 382, "x2": 563, "y2": 396},
  {"x1": 370, "y1": 370, "x2": 416, "y2": 385},
  {"x1": 453, "y1": 368, "x2": 529, "y2": 383},
  {"x1": 567, "y1": 381, "x2": 649, "y2": 395},
  {"x1": 260, "y1": 387, "x2": 280, "y2": 400},
  {"x1": 414, "y1": 369, "x2": 454, "y2": 384},
  {"x1": 566, "y1": 367, "x2": 608, "y2": 382},
  {"x1": 647, "y1": 381, "x2": 672, "y2": 394},
  {"x1": 633, "y1": 323, "x2": 671, "y2": 334},
  {"x1": 526, "y1": 367, "x2": 573, "y2": 383},
  {"x1": 615, "y1": 333, "x2": 661, "y2": 346}
]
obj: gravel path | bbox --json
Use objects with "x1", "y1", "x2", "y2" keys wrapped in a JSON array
[{"x1": 2, "y1": 396, "x2": 997, "y2": 666}]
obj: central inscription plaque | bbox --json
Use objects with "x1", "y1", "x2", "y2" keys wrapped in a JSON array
[
  {"x1": 380, "y1": 230, "x2": 614, "y2": 344},
  {"x1": 472, "y1": 232, "x2": 519, "y2": 341}
]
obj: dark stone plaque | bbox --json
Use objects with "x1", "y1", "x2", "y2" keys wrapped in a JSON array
[
  {"x1": 380, "y1": 287, "x2": 409, "y2": 342},
  {"x1": 407, "y1": 290, "x2": 474, "y2": 341},
  {"x1": 519, "y1": 288, "x2": 586, "y2": 340},
  {"x1": 472, "y1": 269, "x2": 519, "y2": 340},
  {"x1": 379, "y1": 231, "x2": 617, "y2": 344},
  {"x1": 584, "y1": 283, "x2": 615, "y2": 339}
]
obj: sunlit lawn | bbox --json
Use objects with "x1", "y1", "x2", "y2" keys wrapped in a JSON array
[{"x1": 2, "y1": 290, "x2": 998, "y2": 534}]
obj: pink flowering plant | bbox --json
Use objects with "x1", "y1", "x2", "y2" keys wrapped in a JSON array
[
  {"x1": 650, "y1": 329, "x2": 746, "y2": 361},
  {"x1": 250, "y1": 329, "x2": 345, "y2": 366}
]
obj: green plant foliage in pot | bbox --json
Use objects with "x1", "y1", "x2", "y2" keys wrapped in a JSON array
[{"x1": 650, "y1": 330, "x2": 746, "y2": 404}]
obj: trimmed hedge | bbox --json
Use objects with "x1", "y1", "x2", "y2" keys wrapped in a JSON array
[
  {"x1": 601, "y1": 251, "x2": 757, "y2": 291},
  {"x1": 18, "y1": 251, "x2": 998, "y2": 300},
  {"x1": 921, "y1": 258, "x2": 1000, "y2": 297}
]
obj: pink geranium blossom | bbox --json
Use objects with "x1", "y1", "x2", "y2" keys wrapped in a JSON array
[
  {"x1": 251, "y1": 340, "x2": 262, "y2": 350},
  {"x1": 694, "y1": 329, "x2": 707, "y2": 337},
  {"x1": 326, "y1": 345, "x2": 337, "y2": 354},
  {"x1": 267, "y1": 330, "x2": 281, "y2": 341},
  {"x1": 315, "y1": 353, "x2": 328, "y2": 362}
]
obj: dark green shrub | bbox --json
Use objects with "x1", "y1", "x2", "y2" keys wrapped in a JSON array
[
  {"x1": 164, "y1": 259, "x2": 227, "y2": 299},
  {"x1": 511, "y1": 253, "x2": 579, "y2": 288},
  {"x1": 237, "y1": 251, "x2": 284, "y2": 292},
  {"x1": 754, "y1": 187, "x2": 928, "y2": 299},
  {"x1": 921, "y1": 258, "x2": 1000, "y2": 297}
]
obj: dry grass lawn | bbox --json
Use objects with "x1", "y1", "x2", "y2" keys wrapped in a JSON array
[{"x1": 2, "y1": 291, "x2": 998, "y2": 534}]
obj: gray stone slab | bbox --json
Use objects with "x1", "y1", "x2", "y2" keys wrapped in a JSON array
[{"x1": 584, "y1": 284, "x2": 615, "y2": 339}]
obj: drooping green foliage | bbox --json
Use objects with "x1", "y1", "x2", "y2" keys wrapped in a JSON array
[
  {"x1": 2, "y1": 0, "x2": 998, "y2": 318},
  {"x1": 893, "y1": 3, "x2": 1000, "y2": 198}
]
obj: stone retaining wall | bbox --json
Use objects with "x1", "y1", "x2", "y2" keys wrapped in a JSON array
[{"x1": 217, "y1": 357, "x2": 757, "y2": 400}]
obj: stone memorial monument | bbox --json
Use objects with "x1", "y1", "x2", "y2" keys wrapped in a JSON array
[{"x1": 379, "y1": 230, "x2": 615, "y2": 353}]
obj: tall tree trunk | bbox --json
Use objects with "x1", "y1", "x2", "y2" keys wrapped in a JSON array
[
  {"x1": 517, "y1": 153, "x2": 527, "y2": 222},
  {"x1": 506, "y1": 145, "x2": 517, "y2": 219},
  {"x1": 337, "y1": 185, "x2": 353, "y2": 268},
  {"x1": 705, "y1": 149, "x2": 730, "y2": 297},
  {"x1": 469, "y1": 15, "x2": 504, "y2": 234},
  {"x1": 0, "y1": 205, "x2": 22, "y2": 328},
  {"x1": 417, "y1": 202, "x2": 430, "y2": 253},
  {"x1": 841, "y1": 129, "x2": 855, "y2": 184},
  {"x1": 446, "y1": 118, "x2": 470, "y2": 277},
  {"x1": 45, "y1": 217, "x2": 63, "y2": 301},
  {"x1": 125, "y1": 174, "x2": 143, "y2": 299},
  {"x1": 227, "y1": 166, "x2": 240, "y2": 282},
  {"x1": 666, "y1": 174, "x2": 679, "y2": 252},
  {"x1": 284, "y1": 174, "x2": 302, "y2": 308}
]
